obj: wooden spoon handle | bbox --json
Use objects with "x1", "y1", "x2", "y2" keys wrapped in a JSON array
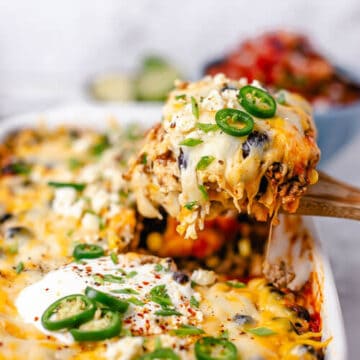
[
  {"x1": 294, "y1": 171, "x2": 360, "y2": 221},
  {"x1": 297, "y1": 195, "x2": 360, "y2": 220},
  {"x1": 306, "y1": 171, "x2": 360, "y2": 201}
]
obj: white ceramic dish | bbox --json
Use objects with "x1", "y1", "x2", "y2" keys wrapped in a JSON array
[{"x1": 0, "y1": 103, "x2": 347, "y2": 359}]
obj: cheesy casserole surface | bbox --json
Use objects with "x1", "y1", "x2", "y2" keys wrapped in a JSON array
[
  {"x1": 128, "y1": 74, "x2": 320, "y2": 239},
  {"x1": 0, "y1": 93, "x2": 326, "y2": 359}
]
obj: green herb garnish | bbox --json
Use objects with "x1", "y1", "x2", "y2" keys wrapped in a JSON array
[
  {"x1": 110, "y1": 252, "x2": 118, "y2": 264},
  {"x1": 175, "y1": 94, "x2": 186, "y2": 100},
  {"x1": 68, "y1": 158, "x2": 83, "y2": 170},
  {"x1": 140, "y1": 153, "x2": 147, "y2": 165},
  {"x1": 127, "y1": 297, "x2": 145, "y2": 306},
  {"x1": 184, "y1": 201, "x2": 198, "y2": 210},
  {"x1": 246, "y1": 327, "x2": 276, "y2": 336},
  {"x1": 155, "y1": 308, "x2": 182, "y2": 316},
  {"x1": 111, "y1": 288, "x2": 139, "y2": 295},
  {"x1": 126, "y1": 271, "x2": 138, "y2": 278},
  {"x1": 196, "y1": 156, "x2": 215, "y2": 170},
  {"x1": 15, "y1": 261, "x2": 24, "y2": 274},
  {"x1": 220, "y1": 330, "x2": 229, "y2": 339},
  {"x1": 149, "y1": 285, "x2": 172, "y2": 308},
  {"x1": 48, "y1": 181, "x2": 86, "y2": 192},
  {"x1": 7, "y1": 241, "x2": 19, "y2": 255},
  {"x1": 191, "y1": 96, "x2": 199, "y2": 119},
  {"x1": 99, "y1": 217, "x2": 105, "y2": 230},
  {"x1": 119, "y1": 190, "x2": 129, "y2": 199},
  {"x1": 197, "y1": 123, "x2": 219, "y2": 133},
  {"x1": 172, "y1": 324, "x2": 204, "y2": 336},
  {"x1": 139, "y1": 348, "x2": 179, "y2": 360},
  {"x1": 154, "y1": 263, "x2": 163, "y2": 272},
  {"x1": 190, "y1": 296, "x2": 199, "y2": 309},
  {"x1": 7, "y1": 162, "x2": 32, "y2": 175},
  {"x1": 225, "y1": 281, "x2": 246, "y2": 288},
  {"x1": 90, "y1": 135, "x2": 110, "y2": 156},
  {"x1": 179, "y1": 138, "x2": 203, "y2": 147},
  {"x1": 103, "y1": 274, "x2": 125, "y2": 284},
  {"x1": 93, "y1": 274, "x2": 104, "y2": 285},
  {"x1": 198, "y1": 184, "x2": 209, "y2": 200}
]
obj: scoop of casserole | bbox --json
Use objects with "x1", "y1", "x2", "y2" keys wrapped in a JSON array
[{"x1": 128, "y1": 74, "x2": 320, "y2": 238}]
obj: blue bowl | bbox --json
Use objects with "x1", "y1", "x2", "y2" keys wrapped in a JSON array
[{"x1": 314, "y1": 101, "x2": 360, "y2": 166}]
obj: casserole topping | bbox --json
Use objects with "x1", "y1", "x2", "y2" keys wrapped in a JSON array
[{"x1": 13, "y1": 253, "x2": 328, "y2": 359}]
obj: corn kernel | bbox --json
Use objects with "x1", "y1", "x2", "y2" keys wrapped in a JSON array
[
  {"x1": 146, "y1": 232, "x2": 163, "y2": 252},
  {"x1": 238, "y1": 238, "x2": 251, "y2": 257},
  {"x1": 308, "y1": 169, "x2": 319, "y2": 185}
]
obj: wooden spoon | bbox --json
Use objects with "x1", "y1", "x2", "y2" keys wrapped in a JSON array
[{"x1": 294, "y1": 171, "x2": 360, "y2": 220}]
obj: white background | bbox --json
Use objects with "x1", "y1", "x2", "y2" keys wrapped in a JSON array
[{"x1": 0, "y1": 1, "x2": 359, "y2": 358}]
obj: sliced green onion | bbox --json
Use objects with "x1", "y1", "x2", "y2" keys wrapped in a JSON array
[
  {"x1": 68, "y1": 158, "x2": 83, "y2": 170},
  {"x1": 172, "y1": 324, "x2": 204, "y2": 336},
  {"x1": 149, "y1": 285, "x2": 172, "y2": 308},
  {"x1": 198, "y1": 185, "x2": 209, "y2": 200},
  {"x1": 175, "y1": 94, "x2": 186, "y2": 100},
  {"x1": 139, "y1": 348, "x2": 180, "y2": 360},
  {"x1": 127, "y1": 297, "x2": 145, "y2": 306},
  {"x1": 197, "y1": 123, "x2": 219, "y2": 133},
  {"x1": 184, "y1": 201, "x2": 198, "y2": 210},
  {"x1": 196, "y1": 156, "x2": 215, "y2": 170},
  {"x1": 119, "y1": 190, "x2": 129, "y2": 199},
  {"x1": 191, "y1": 96, "x2": 200, "y2": 119},
  {"x1": 179, "y1": 138, "x2": 203, "y2": 147},
  {"x1": 220, "y1": 330, "x2": 229, "y2": 339},
  {"x1": 116, "y1": 268, "x2": 127, "y2": 276},
  {"x1": 141, "y1": 153, "x2": 148, "y2": 165},
  {"x1": 190, "y1": 296, "x2": 200, "y2": 309},
  {"x1": 7, "y1": 242, "x2": 19, "y2": 255},
  {"x1": 225, "y1": 281, "x2": 246, "y2": 289},
  {"x1": 238, "y1": 85, "x2": 277, "y2": 118},
  {"x1": 15, "y1": 261, "x2": 24, "y2": 274},
  {"x1": 110, "y1": 252, "x2": 118, "y2": 264},
  {"x1": 99, "y1": 217, "x2": 106, "y2": 230},
  {"x1": 126, "y1": 271, "x2": 138, "y2": 278},
  {"x1": 215, "y1": 108, "x2": 254, "y2": 137},
  {"x1": 48, "y1": 181, "x2": 86, "y2": 192},
  {"x1": 246, "y1": 327, "x2": 276, "y2": 336},
  {"x1": 93, "y1": 275, "x2": 105, "y2": 285},
  {"x1": 111, "y1": 288, "x2": 139, "y2": 295},
  {"x1": 154, "y1": 263, "x2": 163, "y2": 272},
  {"x1": 90, "y1": 136, "x2": 110, "y2": 156},
  {"x1": 6, "y1": 162, "x2": 32, "y2": 175},
  {"x1": 155, "y1": 308, "x2": 182, "y2": 316},
  {"x1": 103, "y1": 274, "x2": 125, "y2": 284}
]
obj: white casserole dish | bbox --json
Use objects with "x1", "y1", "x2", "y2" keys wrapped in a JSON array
[{"x1": 0, "y1": 103, "x2": 347, "y2": 360}]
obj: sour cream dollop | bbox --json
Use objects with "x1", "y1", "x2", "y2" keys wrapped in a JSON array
[{"x1": 16, "y1": 253, "x2": 202, "y2": 344}]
